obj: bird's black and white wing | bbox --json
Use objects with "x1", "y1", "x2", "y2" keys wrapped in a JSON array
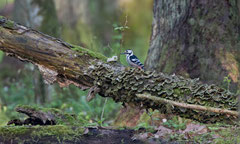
[{"x1": 128, "y1": 55, "x2": 144, "y2": 69}]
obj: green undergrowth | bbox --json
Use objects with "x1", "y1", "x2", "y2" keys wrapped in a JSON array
[
  {"x1": 207, "y1": 123, "x2": 240, "y2": 144},
  {"x1": 128, "y1": 113, "x2": 240, "y2": 144},
  {"x1": 192, "y1": 125, "x2": 240, "y2": 144},
  {"x1": 1, "y1": 104, "x2": 239, "y2": 143},
  {"x1": 164, "y1": 122, "x2": 240, "y2": 143},
  {"x1": 213, "y1": 127, "x2": 240, "y2": 144},
  {"x1": 71, "y1": 45, "x2": 107, "y2": 62}
]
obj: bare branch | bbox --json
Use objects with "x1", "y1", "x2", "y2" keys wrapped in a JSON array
[{"x1": 137, "y1": 93, "x2": 239, "y2": 117}]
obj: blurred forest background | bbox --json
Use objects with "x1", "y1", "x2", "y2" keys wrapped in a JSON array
[{"x1": 0, "y1": 0, "x2": 153, "y2": 126}]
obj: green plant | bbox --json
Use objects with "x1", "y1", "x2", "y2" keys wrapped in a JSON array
[
  {"x1": 134, "y1": 122, "x2": 155, "y2": 133},
  {"x1": 112, "y1": 15, "x2": 129, "y2": 62},
  {"x1": 100, "y1": 98, "x2": 108, "y2": 126},
  {"x1": 163, "y1": 117, "x2": 186, "y2": 130},
  {"x1": 0, "y1": 106, "x2": 9, "y2": 126},
  {"x1": 223, "y1": 75, "x2": 231, "y2": 90}
]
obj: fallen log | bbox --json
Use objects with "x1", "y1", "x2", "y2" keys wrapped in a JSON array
[
  {"x1": 0, "y1": 16, "x2": 238, "y2": 123},
  {"x1": 0, "y1": 125, "x2": 145, "y2": 144},
  {"x1": 1, "y1": 105, "x2": 169, "y2": 144}
]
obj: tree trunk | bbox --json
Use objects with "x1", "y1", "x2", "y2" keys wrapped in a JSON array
[
  {"x1": 12, "y1": 0, "x2": 60, "y2": 104},
  {"x1": 145, "y1": 0, "x2": 240, "y2": 93},
  {"x1": 54, "y1": 0, "x2": 119, "y2": 56}
]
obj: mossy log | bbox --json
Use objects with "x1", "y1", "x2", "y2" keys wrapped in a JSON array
[
  {"x1": 8, "y1": 105, "x2": 72, "y2": 126},
  {"x1": 0, "y1": 125, "x2": 147, "y2": 144},
  {"x1": 1, "y1": 105, "x2": 170, "y2": 144},
  {"x1": 0, "y1": 16, "x2": 238, "y2": 123}
]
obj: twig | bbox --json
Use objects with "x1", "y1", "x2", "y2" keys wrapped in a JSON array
[
  {"x1": 118, "y1": 14, "x2": 128, "y2": 62},
  {"x1": 100, "y1": 98, "x2": 108, "y2": 125},
  {"x1": 136, "y1": 93, "x2": 239, "y2": 117}
]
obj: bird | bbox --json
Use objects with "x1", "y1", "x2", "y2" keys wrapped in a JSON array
[{"x1": 121, "y1": 49, "x2": 144, "y2": 69}]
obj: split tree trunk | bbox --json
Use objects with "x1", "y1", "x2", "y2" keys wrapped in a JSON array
[
  {"x1": 145, "y1": 0, "x2": 240, "y2": 93},
  {"x1": 0, "y1": 16, "x2": 238, "y2": 123}
]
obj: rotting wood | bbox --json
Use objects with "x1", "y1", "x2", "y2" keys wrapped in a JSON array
[{"x1": 0, "y1": 16, "x2": 238, "y2": 123}]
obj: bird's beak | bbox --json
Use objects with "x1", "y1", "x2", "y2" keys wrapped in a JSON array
[{"x1": 121, "y1": 52, "x2": 127, "y2": 55}]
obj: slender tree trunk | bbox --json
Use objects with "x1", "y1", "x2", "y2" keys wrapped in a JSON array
[
  {"x1": 12, "y1": 0, "x2": 60, "y2": 104},
  {"x1": 145, "y1": 0, "x2": 240, "y2": 93},
  {"x1": 88, "y1": 0, "x2": 119, "y2": 52},
  {"x1": 54, "y1": 0, "x2": 119, "y2": 56}
]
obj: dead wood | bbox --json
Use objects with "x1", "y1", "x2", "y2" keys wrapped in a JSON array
[{"x1": 0, "y1": 16, "x2": 238, "y2": 123}]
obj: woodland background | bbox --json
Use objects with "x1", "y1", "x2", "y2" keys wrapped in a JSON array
[{"x1": 0, "y1": 0, "x2": 239, "y2": 143}]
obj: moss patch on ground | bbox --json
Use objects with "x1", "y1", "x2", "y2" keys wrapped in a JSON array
[
  {"x1": 31, "y1": 125, "x2": 85, "y2": 142},
  {"x1": 0, "y1": 125, "x2": 85, "y2": 143}
]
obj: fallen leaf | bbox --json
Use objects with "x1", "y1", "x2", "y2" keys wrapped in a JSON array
[
  {"x1": 182, "y1": 123, "x2": 208, "y2": 135},
  {"x1": 83, "y1": 128, "x2": 89, "y2": 134},
  {"x1": 132, "y1": 132, "x2": 152, "y2": 140},
  {"x1": 155, "y1": 126, "x2": 173, "y2": 137}
]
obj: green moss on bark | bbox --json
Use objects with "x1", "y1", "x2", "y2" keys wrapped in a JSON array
[
  {"x1": 16, "y1": 105, "x2": 80, "y2": 126},
  {"x1": 0, "y1": 126, "x2": 30, "y2": 141},
  {"x1": 0, "y1": 16, "x2": 16, "y2": 29},
  {"x1": 31, "y1": 125, "x2": 85, "y2": 142},
  {"x1": 71, "y1": 45, "x2": 107, "y2": 62}
]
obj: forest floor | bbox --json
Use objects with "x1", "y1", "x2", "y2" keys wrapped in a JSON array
[
  {"x1": 0, "y1": 105, "x2": 239, "y2": 144},
  {"x1": 0, "y1": 123, "x2": 239, "y2": 144}
]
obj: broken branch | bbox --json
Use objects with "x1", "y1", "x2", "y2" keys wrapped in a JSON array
[{"x1": 137, "y1": 93, "x2": 239, "y2": 117}]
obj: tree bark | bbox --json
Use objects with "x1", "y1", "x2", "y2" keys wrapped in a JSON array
[
  {"x1": 145, "y1": 0, "x2": 240, "y2": 93},
  {"x1": 0, "y1": 16, "x2": 238, "y2": 123}
]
